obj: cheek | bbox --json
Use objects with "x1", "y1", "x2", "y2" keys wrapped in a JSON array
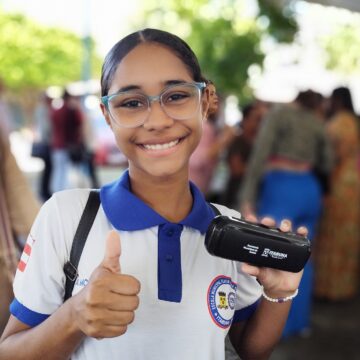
[
  {"x1": 111, "y1": 129, "x2": 131, "y2": 156},
  {"x1": 191, "y1": 117, "x2": 204, "y2": 149}
]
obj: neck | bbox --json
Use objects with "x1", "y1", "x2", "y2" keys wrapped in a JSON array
[{"x1": 129, "y1": 169, "x2": 193, "y2": 223}]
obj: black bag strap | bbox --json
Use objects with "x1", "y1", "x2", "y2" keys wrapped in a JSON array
[
  {"x1": 63, "y1": 190, "x2": 100, "y2": 301},
  {"x1": 208, "y1": 202, "x2": 221, "y2": 216},
  {"x1": 63, "y1": 196, "x2": 218, "y2": 301}
]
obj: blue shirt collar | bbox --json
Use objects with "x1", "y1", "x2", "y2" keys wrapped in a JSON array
[{"x1": 100, "y1": 170, "x2": 215, "y2": 234}]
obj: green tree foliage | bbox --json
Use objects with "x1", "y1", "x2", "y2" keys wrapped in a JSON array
[
  {"x1": 136, "y1": 0, "x2": 297, "y2": 102},
  {"x1": 0, "y1": 11, "x2": 101, "y2": 91},
  {"x1": 321, "y1": 24, "x2": 360, "y2": 75},
  {"x1": 257, "y1": 0, "x2": 297, "y2": 43}
]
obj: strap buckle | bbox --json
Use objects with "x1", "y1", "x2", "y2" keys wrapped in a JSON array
[{"x1": 63, "y1": 261, "x2": 78, "y2": 282}]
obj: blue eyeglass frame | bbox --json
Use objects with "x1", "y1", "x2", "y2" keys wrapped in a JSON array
[{"x1": 101, "y1": 81, "x2": 207, "y2": 110}]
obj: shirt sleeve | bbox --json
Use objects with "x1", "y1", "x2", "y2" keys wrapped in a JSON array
[
  {"x1": 232, "y1": 260, "x2": 261, "y2": 323},
  {"x1": 11, "y1": 190, "x2": 89, "y2": 326},
  {"x1": 214, "y1": 205, "x2": 262, "y2": 322}
]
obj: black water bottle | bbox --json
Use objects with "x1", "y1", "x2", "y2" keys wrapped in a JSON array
[{"x1": 205, "y1": 215, "x2": 311, "y2": 272}]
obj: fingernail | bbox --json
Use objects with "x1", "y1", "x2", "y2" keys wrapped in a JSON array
[{"x1": 281, "y1": 220, "x2": 290, "y2": 229}]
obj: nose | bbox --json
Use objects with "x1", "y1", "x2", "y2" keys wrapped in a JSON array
[{"x1": 142, "y1": 99, "x2": 175, "y2": 130}]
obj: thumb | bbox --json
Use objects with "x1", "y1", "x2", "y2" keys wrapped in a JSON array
[
  {"x1": 241, "y1": 262, "x2": 260, "y2": 277},
  {"x1": 101, "y1": 230, "x2": 121, "y2": 273}
]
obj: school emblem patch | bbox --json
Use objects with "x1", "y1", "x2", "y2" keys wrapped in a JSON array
[{"x1": 207, "y1": 275, "x2": 237, "y2": 328}]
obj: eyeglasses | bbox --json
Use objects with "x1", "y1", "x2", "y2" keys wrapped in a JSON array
[{"x1": 101, "y1": 82, "x2": 206, "y2": 128}]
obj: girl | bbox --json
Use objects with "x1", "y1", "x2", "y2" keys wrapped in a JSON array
[{"x1": 0, "y1": 29, "x2": 304, "y2": 360}]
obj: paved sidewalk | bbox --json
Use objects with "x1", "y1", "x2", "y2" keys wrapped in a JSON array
[{"x1": 270, "y1": 293, "x2": 360, "y2": 360}]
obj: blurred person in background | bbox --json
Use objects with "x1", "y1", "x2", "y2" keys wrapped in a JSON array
[
  {"x1": 67, "y1": 95, "x2": 97, "y2": 189},
  {"x1": 298, "y1": 91, "x2": 332, "y2": 195},
  {"x1": 189, "y1": 80, "x2": 234, "y2": 198},
  {"x1": 189, "y1": 80, "x2": 221, "y2": 194},
  {"x1": 0, "y1": 127, "x2": 40, "y2": 334},
  {"x1": 222, "y1": 102, "x2": 264, "y2": 208},
  {"x1": 0, "y1": 80, "x2": 13, "y2": 136},
  {"x1": 33, "y1": 92, "x2": 54, "y2": 201},
  {"x1": 314, "y1": 86, "x2": 360, "y2": 302},
  {"x1": 223, "y1": 100, "x2": 266, "y2": 360},
  {"x1": 51, "y1": 90, "x2": 85, "y2": 192},
  {"x1": 239, "y1": 91, "x2": 333, "y2": 338},
  {"x1": 82, "y1": 103, "x2": 100, "y2": 188},
  {"x1": 312, "y1": 92, "x2": 328, "y2": 122}
]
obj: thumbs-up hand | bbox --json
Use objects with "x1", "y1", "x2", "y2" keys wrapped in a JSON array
[
  {"x1": 71, "y1": 230, "x2": 141, "y2": 339},
  {"x1": 101, "y1": 230, "x2": 122, "y2": 273}
]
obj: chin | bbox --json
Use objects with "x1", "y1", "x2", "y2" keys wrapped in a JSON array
[
  {"x1": 150, "y1": 167, "x2": 182, "y2": 179},
  {"x1": 143, "y1": 162, "x2": 188, "y2": 180}
]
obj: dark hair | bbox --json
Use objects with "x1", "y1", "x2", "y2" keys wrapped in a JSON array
[
  {"x1": 101, "y1": 28, "x2": 203, "y2": 96},
  {"x1": 242, "y1": 103, "x2": 256, "y2": 119},
  {"x1": 331, "y1": 86, "x2": 355, "y2": 113},
  {"x1": 296, "y1": 90, "x2": 323, "y2": 111},
  {"x1": 62, "y1": 89, "x2": 72, "y2": 101}
]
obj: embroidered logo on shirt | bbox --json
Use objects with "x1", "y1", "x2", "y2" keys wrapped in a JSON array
[
  {"x1": 207, "y1": 275, "x2": 237, "y2": 328},
  {"x1": 17, "y1": 234, "x2": 35, "y2": 272}
]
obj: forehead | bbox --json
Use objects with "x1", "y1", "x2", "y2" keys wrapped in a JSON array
[
  {"x1": 109, "y1": 43, "x2": 193, "y2": 91},
  {"x1": 208, "y1": 84, "x2": 216, "y2": 93}
]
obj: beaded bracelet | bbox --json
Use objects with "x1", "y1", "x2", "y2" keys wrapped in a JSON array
[{"x1": 261, "y1": 286, "x2": 299, "y2": 303}]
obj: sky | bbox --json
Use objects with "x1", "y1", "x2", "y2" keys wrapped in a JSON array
[{"x1": 1, "y1": 0, "x2": 141, "y2": 56}]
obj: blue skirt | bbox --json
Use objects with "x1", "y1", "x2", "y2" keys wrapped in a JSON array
[{"x1": 257, "y1": 170, "x2": 322, "y2": 338}]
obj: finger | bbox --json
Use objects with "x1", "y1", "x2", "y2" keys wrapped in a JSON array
[
  {"x1": 92, "y1": 325, "x2": 128, "y2": 339},
  {"x1": 244, "y1": 214, "x2": 257, "y2": 222},
  {"x1": 104, "y1": 293, "x2": 140, "y2": 311},
  {"x1": 241, "y1": 262, "x2": 261, "y2": 277},
  {"x1": 102, "y1": 274, "x2": 141, "y2": 296},
  {"x1": 101, "y1": 230, "x2": 121, "y2": 273},
  {"x1": 279, "y1": 219, "x2": 292, "y2": 232},
  {"x1": 101, "y1": 310, "x2": 136, "y2": 327},
  {"x1": 296, "y1": 226, "x2": 308, "y2": 237},
  {"x1": 260, "y1": 216, "x2": 276, "y2": 227}
]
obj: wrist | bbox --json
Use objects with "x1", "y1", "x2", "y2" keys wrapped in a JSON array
[
  {"x1": 66, "y1": 294, "x2": 86, "y2": 336},
  {"x1": 261, "y1": 286, "x2": 298, "y2": 303}
]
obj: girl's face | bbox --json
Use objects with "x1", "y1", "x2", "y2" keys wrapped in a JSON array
[
  {"x1": 101, "y1": 43, "x2": 209, "y2": 181},
  {"x1": 207, "y1": 84, "x2": 219, "y2": 115}
]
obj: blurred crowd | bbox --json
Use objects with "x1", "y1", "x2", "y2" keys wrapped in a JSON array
[
  {"x1": 0, "y1": 78, "x2": 360, "y2": 345},
  {"x1": 32, "y1": 89, "x2": 100, "y2": 201},
  {"x1": 0, "y1": 82, "x2": 103, "y2": 331},
  {"x1": 188, "y1": 83, "x2": 360, "y2": 343}
]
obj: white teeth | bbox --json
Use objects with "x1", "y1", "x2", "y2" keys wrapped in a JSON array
[{"x1": 143, "y1": 139, "x2": 179, "y2": 150}]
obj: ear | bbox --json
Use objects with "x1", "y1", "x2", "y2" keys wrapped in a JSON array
[
  {"x1": 100, "y1": 103, "x2": 112, "y2": 128},
  {"x1": 201, "y1": 87, "x2": 210, "y2": 120}
]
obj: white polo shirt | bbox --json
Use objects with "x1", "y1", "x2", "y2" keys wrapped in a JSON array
[{"x1": 11, "y1": 170, "x2": 261, "y2": 360}]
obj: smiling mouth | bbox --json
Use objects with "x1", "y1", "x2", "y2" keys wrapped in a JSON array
[{"x1": 141, "y1": 138, "x2": 183, "y2": 151}]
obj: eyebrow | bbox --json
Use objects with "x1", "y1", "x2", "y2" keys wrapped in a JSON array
[{"x1": 113, "y1": 79, "x2": 188, "y2": 94}]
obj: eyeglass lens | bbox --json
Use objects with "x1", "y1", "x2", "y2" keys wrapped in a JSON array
[{"x1": 107, "y1": 83, "x2": 201, "y2": 128}]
